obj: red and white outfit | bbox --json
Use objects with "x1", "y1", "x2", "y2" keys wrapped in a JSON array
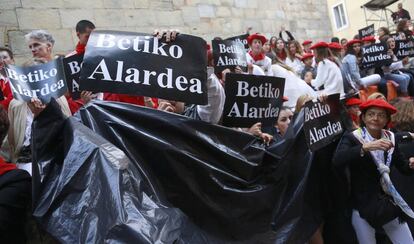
[{"x1": 246, "y1": 51, "x2": 274, "y2": 76}]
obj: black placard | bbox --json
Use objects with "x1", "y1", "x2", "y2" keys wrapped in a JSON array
[
  {"x1": 358, "y1": 24, "x2": 375, "y2": 39},
  {"x1": 394, "y1": 40, "x2": 414, "y2": 60},
  {"x1": 212, "y1": 40, "x2": 247, "y2": 73},
  {"x1": 303, "y1": 94, "x2": 343, "y2": 151},
  {"x1": 226, "y1": 34, "x2": 249, "y2": 51},
  {"x1": 5, "y1": 58, "x2": 68, "y2": 103},
  {"x1": 222, "y1": 73, "x2": 285, "y2": 127},
  {"x1": 361, "y1": 43, "x2": 392, "y2": 69},
  {"x1": 79, "y1": 30, "x2": 208, "y2": 105},
  {"x1": 63, "y1": 53, "x2": 83, "y2": 99}
]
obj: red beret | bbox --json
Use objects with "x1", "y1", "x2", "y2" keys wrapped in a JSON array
[
  {"x1": 310, "y1": 41, "x2": 329, "y2": 49},
  {"x1": 302, "y1": 40, "x2": 312, "y2": 46},
  {"x1": 328, "y1": 42, "x2": 343, "y2": 50},
  {"x1": 359, "y1": 99, "x2": 397, "y2": 114},
  {"x1": 361, "y1": 36, "x2": 376, "y2": 43},
  {"x1": 346, "y1": 39, "x2": 362, "y2": 47},
  {"x1": 301, "y1": 53, "x2": 314, "y2": 61},
  {"x1": 247, "y1": 33, "x2": 267, "y2": 46},
  {"x1": 345, "y1": 97, "x2": 362, "y2": 106}
]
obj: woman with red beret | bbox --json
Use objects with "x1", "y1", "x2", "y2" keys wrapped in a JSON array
[
  {"x1": 333, "y1": 99, "x2": 414, "y2": 243},
  {"x1": 246, "y1": 33, "x2": 273, "y2": 76},
  {"x1": 308, "y1": 42, "x2": 345, "y2": 98}
]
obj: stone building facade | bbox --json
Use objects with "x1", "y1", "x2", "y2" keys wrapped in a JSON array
[{"x1": 1, "y1": 0, "x2": 332, "y2": 63}]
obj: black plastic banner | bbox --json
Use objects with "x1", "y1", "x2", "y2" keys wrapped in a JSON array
[
  {"x1": 63, "y1": 53, "x2": 83, "y2": 100},
  {"x1": 212, "y1": 40, "x2": 247, "y2": 73},
  {"x1": 5, "y1": 58, "x2": 67, "y2": 103},
  {"x1": 395, "y1": 40, "x2": 414, "y2": 60},
  {"x1": 358, "y1": 24, "x2": 375, "y2": 39},
  {"x1": 222, "y1": 73, "x2": 285, "y2": 127},
  {"x1": 226, "y1": 34, "x2": 249, "y2": 51},
  {"x1": 303, "y1": 94, "x2": 343, "y2": 152},
  {"x1": 361, "y1": 43, "x2": 392, "y2": 69},
  {"x1": 79, "y1": 30, "x2": 208, "y2": 105}
]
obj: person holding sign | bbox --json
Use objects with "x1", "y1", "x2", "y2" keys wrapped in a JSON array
[
  {"x1": 383, "y1": 36, "x2": 411, "y2": 96},
  {"x1": 333, "y1": 99, "x2": 414, "y2": 244},
  {"x1": 246, "y1": 33, "x2": 273, "y2": 76},
  {"x1": 342, "y1": 39, "x2": 382, "y2": 90},
  {"x1": 308, "y1": 42, "x2": 345, "y2": 98},
  {"x1": 6, "y1": 31, "x2": 71, "y2": 166}
]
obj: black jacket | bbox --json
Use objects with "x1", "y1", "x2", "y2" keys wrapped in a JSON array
[{"x1": 333, "y1": 131, "x2": 414, "y2": 227}]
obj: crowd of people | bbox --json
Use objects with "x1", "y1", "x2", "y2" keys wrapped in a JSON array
[{"x1": 0, "y1": 7, "x2": 414, "y2": 243}]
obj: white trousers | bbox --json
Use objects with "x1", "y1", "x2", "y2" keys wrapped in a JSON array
[
  {"x1": 360, "y1": 74, "x2": 382, "y2": 87},
  {"x1": 352, "y1": 210, "x2": 414, "y2": 244}
]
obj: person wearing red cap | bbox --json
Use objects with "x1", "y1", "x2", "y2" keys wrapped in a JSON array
[
  {"x1": 285, "y1": 40, "x2": 304, "y2": 76},
  {"x1": 246, "y1": 33, "x2": 273, "y2": 76},
  {"x1": 334, "y1": 99, "x2": 414, "y2": 244},
  {"x1": 309, "y1": 42, "x2": 345, "y2": 98},
  {"x1": 361, "y1": 36, "x2": 376, "y2": 46},
  {"x1": 345, "y1": 97, "x2": 362, "y2": 128},
  {"x1": 302, "y1": 40, "x2": 313, "y2": 54},
  {"x1": 342, "y1": 39, "x2": 382, "y2": 91},
  {"x1": 300, "y1": 53, "x2": 316, "y2": 80}
]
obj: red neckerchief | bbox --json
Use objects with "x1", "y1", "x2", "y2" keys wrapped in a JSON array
[
  {"x1": 0, "y1": 157, "x2": 16, "y2": 176},
  {"x1": 76, "y1": 42, "x2": 86, "y2": 54},
  {"x1": 248, "y1": 50, "x2": 265, "y2": 62}
]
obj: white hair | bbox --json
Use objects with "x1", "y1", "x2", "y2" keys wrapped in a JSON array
[{"x1": 25, "y1": 30, "x2": 55, "y2": 46}]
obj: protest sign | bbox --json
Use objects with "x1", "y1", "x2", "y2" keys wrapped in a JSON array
[
  {"x1": 394, "y1": 40, "x2": 414, "y2": 60},
  {"x1": 80, "y1": 30, "x2": 208, "y2": 105},
  {"x1": 303, "y1": 94, "x2": 343, "y2": 151},
  {"x1": 358, "y1": 24, "x2": 375, "y2": 39},
  {"x1": 226, "y1": 34, "x2": 249, "y2": 51},
  {"x1": 222, "y1": 73, "x2": 285, "y2": 127},
  {"x1": 63, "y1": 53, "x2": 83, "y2": 99},
  {"x1": 361, "y1": 43, "x2": 392, "y2": 69},
  {"x1": 5, "y1": 58, "x2": 67, "y2": 103},
  {"x1": 212, "y1": 39, "x2": 247, "y2": 73}
]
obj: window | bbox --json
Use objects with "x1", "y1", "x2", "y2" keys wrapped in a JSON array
[{"x1": 332, "y1": 3, "x2": 348, "y2": 30}]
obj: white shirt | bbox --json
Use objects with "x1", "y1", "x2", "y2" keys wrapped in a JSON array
[
  {"x1": 311, "y1": 59, "x2": 345, "y2": 98},
  {"x1": 285, "y1": 57, "x2": 304, "y2": 76},
  {"x1": 23, "y1": 109, "x2": 33, "y2": 147},
  {"x1": 246, "y1": 53, "x2": 274, "y2": 76},
  {"x1": 196, "y1": 72, "x2": 225, "y2": 124}
]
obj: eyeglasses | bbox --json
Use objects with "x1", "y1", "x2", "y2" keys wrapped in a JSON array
[{"x1": 365, "y1": 112, "x2": 387, "y2": 120}]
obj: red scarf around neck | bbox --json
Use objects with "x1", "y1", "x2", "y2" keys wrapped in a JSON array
[
  {"x1": 76, "y1": 42, "x2": 86, "y2": 54},
  {"x1": 248, "y1": 50, "x2": 265, "y2": 62},
  {"x1": 0, "y1": 157, "x2": 16, "y2": 176}
]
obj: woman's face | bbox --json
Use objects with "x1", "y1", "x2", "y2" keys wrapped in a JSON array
[
  {"x1": 387, "y1": 38, "x2": 396, "y2": 49},
  {"x1": 353, "y1": 43, "x2": 361, "y2": 54},
  {"x1": 0, "y1": 51, "x2": 13, "y2": 70},
  {"x1": 348, "y1": 105, "x2": 360, "y2": 116},
  {"x1": 378, "y1": 28, "x2": 385, "y2": 37},
  {"x1": 276, "y1": 39, "x2": 285, "y2": 51},
  {"x1": 276, "y1": 109, "x2": 293, "y2": 136},
  {"x1": 289, "y1": 43, "x2": 297, "y2": 54},
  {"x1": 270, "y1": 37, "x2": 277, "y2": 46},
  {"x1": 251, "y1": 39, "x2": 263, "y2": 53},
  {"x1": 362, "y1": 107, "x2": 389, "y2": 132},
  {"x1": 263, "y1": 42, "x2": 271, "y2": 52},
  {"x1": 28, "y1": 38, "x2": 52, "y2": 59}
]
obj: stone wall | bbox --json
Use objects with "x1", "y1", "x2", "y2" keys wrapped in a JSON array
[{"x1": 1, "y1": 0, "x2": 332, "y2": 64}]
